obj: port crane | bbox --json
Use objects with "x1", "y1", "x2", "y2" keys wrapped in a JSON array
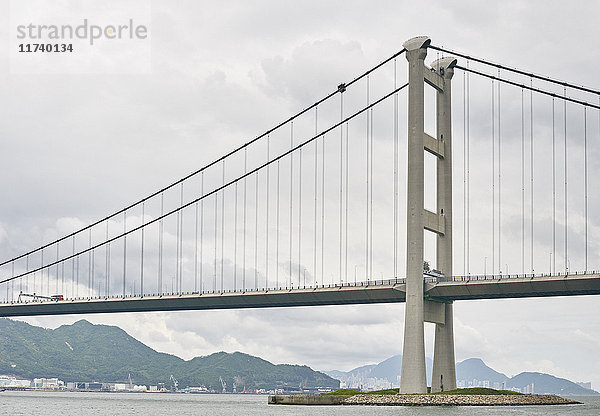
[
  {"x1": 219, "y1": 376, "x2": 226, "y2": 393},
  {"x1": 170, "y1": 375, "x2": 178, "y2": 392}
]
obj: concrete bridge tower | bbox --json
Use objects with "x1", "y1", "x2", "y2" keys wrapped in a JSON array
[{"x1": 400, "y1": 36, "x2": 457, "y2": 394}]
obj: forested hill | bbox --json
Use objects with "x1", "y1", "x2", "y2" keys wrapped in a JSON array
[{"x1": 0, "y1": 318, "x2": 338, "y2": 391}]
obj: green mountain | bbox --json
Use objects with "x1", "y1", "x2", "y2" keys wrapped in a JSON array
[{"x1": 0, "y1": 318, "x2": 338, "y2": 391}]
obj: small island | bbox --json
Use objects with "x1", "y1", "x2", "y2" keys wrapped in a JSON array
[{"x1": 268, "y1": 387, "x2": 582, "y2": 406}]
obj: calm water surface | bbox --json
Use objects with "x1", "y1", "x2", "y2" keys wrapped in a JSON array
[{"x1": 1, "y1": 391, "x2": 599, "y2": 416}]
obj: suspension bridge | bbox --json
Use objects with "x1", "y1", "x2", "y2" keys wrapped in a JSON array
[{"x1": 1, "y1": 36, "x2": 599, "y2": 394}]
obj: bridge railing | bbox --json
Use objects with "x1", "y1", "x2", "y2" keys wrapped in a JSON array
[{"x1": 1, "y1": 276, "x2": 414, "y2": 305}]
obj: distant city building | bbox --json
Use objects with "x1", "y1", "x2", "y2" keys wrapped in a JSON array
[
  {"x1": 32, "y1": 378, "x2": 64, "y2": 389},
  {"x1": 0, "y1": 377, "x2": 31, "y2": 387},
  {"x1": 576, "y1": 382, "x2": 592, "y2": 390}
]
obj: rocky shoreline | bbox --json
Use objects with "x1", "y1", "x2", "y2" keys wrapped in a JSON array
[
  {"x1": 343, "y1": 394, "x2": 581, "y2": 406},
  {"x1": 268, "y1": 394, "x2": 581, "y2": 406}
]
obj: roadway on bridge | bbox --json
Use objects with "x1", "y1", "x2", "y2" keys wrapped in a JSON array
[{"x1": 1, "y1": 273, "x2": 599, "y2": 317}]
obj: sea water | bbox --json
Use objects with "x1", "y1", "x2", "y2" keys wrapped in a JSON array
[{"x1": 1, "y1": 391, "x2": 599, "y2": 415}]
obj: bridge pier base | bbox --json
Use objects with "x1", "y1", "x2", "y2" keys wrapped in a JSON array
[{"x1": 431, "y1": 302, "x2": 456, "y2": 392}]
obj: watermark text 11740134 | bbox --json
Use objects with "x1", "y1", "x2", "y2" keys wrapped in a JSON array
[{"x1": 18, "y1": 44, "x2": 74, "y2": 53}]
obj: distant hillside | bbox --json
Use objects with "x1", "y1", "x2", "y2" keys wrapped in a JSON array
[
  {"x1": 327, "y1": 355, "x2": 598, "y2": 395},
  {"x1": 0, "y1": 318, "x2": 338, "y2": 391},
  {"x1": 326, "y1": 355, "x2": 433, "y2": 387},
  {"x1": 456, "y1": 358, "x2": 508, "y2": 385},
  {"x1": 456, "y1": 358, "x2": 597, "y2": 395},
  {"x1": 508, "y1": 372, "x2": 597, "y2": 396}
]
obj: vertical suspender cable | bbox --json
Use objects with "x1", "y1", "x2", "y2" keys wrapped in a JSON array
[
  {"x1": 243, "y1": 149, "x2": 247, "y2": 290},
  {"x1": 530, "y1": 81, "x2": 534, "y2": 274},
  {"x1": 25, "y1": 255, "x2": 29, "y2": 294},
  {"x1": 491, "y1": 80, "x2": 495, "y2": 275},
  {"x1": 221, "y1": 162, "x2": 225, "y2": 292},
  {"x1": 88, "y1": 230, "x2": 92, "y2": 296},
  {"x1": 552, "y1": 99, "x2": 556, "y2": 274},
  {"x1": 564, "y1": 88, "x2": 568, "y2": 273},
  {"x1": 340, "y1": 93, "x2": 344, "y2": 283},
  {"x1": 314, "y1": 108, "x2": 318, "y2": 286},
  {"x1": 266, "y1": 135, "x2": 270, "y2": 287},
  {"x1": 299, "y1": 145, "x2": 302, "y2": 287},
  {"x1": 255, "y1": 172, "x2": 259, "y2": 289},
  {"x1": 200, "y1": 172, "x2": 204, "y2": 292},
  {"x1": 76, "y1": 257, "x2": 79, "y2": 298},
  {"x1": 290, "y1": 122, "x2": 294, "y2": 287},
  {"x1": 123, "y1": 211, "x2": 127, "y2": 295},
  {"x1": 176, "y1": 195, "x2": 180, "y2": 291},
  {"x1": 370, "y1": 108, "x2": 374, "y2": 280},
  {"x1": 91, "y1": 249, "x2": 95, "y2": 296},
  {"x1": 467, "y1": 66, "x2": 471, "y2": 275},
  {"x1": 56, "y1": 243, "x2": 59, "y2": 294},
  {"x1": 345, "y1": 122, "x2": 349, "y2": 283},
  {"x1": 393, "y1": 58, "x2": 398, "y2": 278},
  {"x1": 463, "y1": 72, "x2": 467, "y2": 274},
  {"x1": 366, "y1": 76, "x2": 370, "y2": 281},
  {"x1": 39, "y1": 248, "x2": 43, "y2": 295},
  {"x1": 214, "y1": 191, "x2": 218, "y2": 292},
  {"x1": 234, "y1": 182, "x2": 238, "y2": 291},
  {"x1": 321, "y1": 133, "x2": 325, "y2": 285},
  {"x1": 71, "y1": 235, "x2": 75, "y2": 297},
  {"x1": 11, "y1": 262, "x2": 14, "y2": 302},
  {"x1": 521, "y1": 90, "x2": 525, "y2": 274},
  {"x1": 200, "y1": 172, "x2": 204, "y2": 293},
  {"x1": 276, "y1": 160, "x2": 280, "y2": 288},
  {"x1": 498, "y1": 70, "x2": 501, "y2": 273},
  {"x1": 141, "y1": 202, "x2": 145, "y2": 295},
  {"x1": 61, "y1": 262, "x2": 64, "y2": 297},
  {"x1": 584, "y1": 107, "x2": 588, "y2": 271},
  {"x1": 194, "y1": 200, "x2": 198, "y2": 293},
  {"x1": 180, "y1": 184, "x2": 184, "y2": 291},
  {"x1": 105, "y1": 223, "x2": 110, "y2": 296},
  {"x1": 159, "y1": 193, "x2": 164, "y2": 292}
]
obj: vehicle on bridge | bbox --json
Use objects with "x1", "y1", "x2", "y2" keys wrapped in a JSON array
[{"x1": 17, "y1": 292, "x2": 63, "y2": 302}]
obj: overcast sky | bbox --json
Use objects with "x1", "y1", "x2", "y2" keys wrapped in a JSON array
[{"x1": 1, "y1": 0, "x2": 600, "y2": 388}]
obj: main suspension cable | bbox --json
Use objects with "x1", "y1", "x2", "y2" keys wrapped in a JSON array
[
  {"x1": 430, "y1": 45, "x2": 600, "y2": 96},
  {"x1": 1, "y1": 83, "x2": 409, "y2": 286},
  {"x1": 456, "y1": 66, "x2": 600, "y2": 110},
  {"x1": 0, "y1": 48, "x2": 407, "y2": 269}
]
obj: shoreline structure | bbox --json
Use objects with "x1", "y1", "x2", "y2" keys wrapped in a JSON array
[{"x1": 269, "y1": 394, "x2": 581, "y2": 406}]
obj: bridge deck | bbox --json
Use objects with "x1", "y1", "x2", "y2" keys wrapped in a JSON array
[{"x1": 1, "y1": 273, "x2": 599, "y2": 317}]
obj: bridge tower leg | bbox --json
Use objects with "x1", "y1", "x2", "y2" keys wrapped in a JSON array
[
  {"x1": 400, "y1": 36, "x2": 457, "y2": 394},
  {"x1": 400, "y1": 36, "x2": 430, "y2": 394},
  {"x1": 431, "y1": 57, "x2": 457, "y2": 393}
]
